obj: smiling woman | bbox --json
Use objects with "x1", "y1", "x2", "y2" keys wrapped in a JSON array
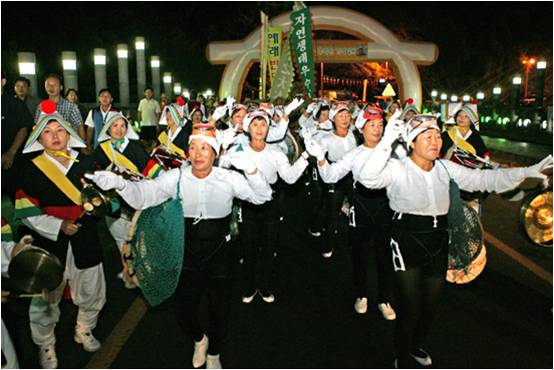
[{"x1": 355, "y1": 113, "x2": 552, "y2": 368}]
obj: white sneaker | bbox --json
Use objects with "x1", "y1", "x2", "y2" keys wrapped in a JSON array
[
  {"x1": 309, "y1": 229, "x2": 322, "y2": 237},
  {"x1": 192, "y1": 334, "x2": 209, "y2": 368},
  {"x1": 377, "y1": 302, "x2": 397, "y2": 320},
  {"x1": 259, "y1": 290, "x2": 275, "y2": 303},
  {"x1": 410, "y1": 348, "x2": 432, "y2": 366},
  {"x1": 74, "y1": 330, "x2": 101, "y2": 352},
  {"x1": 38, "y1": 344, "x2": 58, "y2": 369},
  {"x1": 354, "y1": 297, "x2": 368, "y2": 314},
  {"x1": 322, "y1": 249, "x2": 333, "y2": 258},
  {"x1": 241, "y1": 289, "x2": 257, "y2": 304},
  {"x1": 206, "y1": 354, "x2": 222, "y2": 369}
]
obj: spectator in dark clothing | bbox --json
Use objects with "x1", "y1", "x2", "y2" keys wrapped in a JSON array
[{"x1": 2, "y1": 75, "x2": 34, "y2": 202}]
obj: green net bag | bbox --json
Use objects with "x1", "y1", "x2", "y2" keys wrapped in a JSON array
[
  {"x1": 124, "y1": 170, "x2": 184, "y2": 306},
  {"x1": 439, "y1": 162, "x2": 484, "y2": 272}
]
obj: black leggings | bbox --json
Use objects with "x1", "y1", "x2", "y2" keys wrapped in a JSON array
[
  {"x1": 322, "y1": 187, "x2": 348, "y2": 254},
  {"x1": 307, "y1": 173, "x2": 326, "y2": 233},
  {"x1": 240, "y1": 221, "x2": 279, "y2": 292},
  {"x1": 349, "y1": 225, "x2": 393, "y2": 302},
  {"x1": 393, "y1": 268, "x2": 445, "y2": 367},
  {"x1": 174, "y1": 267, "x2": 233, "y2": 355}
]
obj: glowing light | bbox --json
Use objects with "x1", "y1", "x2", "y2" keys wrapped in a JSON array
[
  {"x1": 431, "y1": 90, "x2": 438, "y2": 98},
  {"x1": 476, "y1": 92, "x2": 485, "y2": 100},
  {"x1": 512, "y1": 76, "x2": 522, "y2": 85},
  {"x1": 62, "y1": 59, "x2": 76, "y2": 70},
  {"x1": 493, "y1": 87, "x2": 501, "y2": 95},
  {"x1": 537, "y1": 61, "x2": 547, "y2": 70},
  {"x1": 19, "y1": 62, "x2": 35, "y2": 75}
]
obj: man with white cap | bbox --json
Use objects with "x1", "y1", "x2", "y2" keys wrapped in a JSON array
[
  {"x1": 14, "y1": 100, "x2": 106, "y2": 368},
  {"x1": 357, "y1": 113, "x2": 552, "y2": 368},
  {"x1": 85, "y1": 118, "x2": 272, "y2": 369},
  {"x1": 305, "y1": 105, "x2": 397, "y2": 320}
]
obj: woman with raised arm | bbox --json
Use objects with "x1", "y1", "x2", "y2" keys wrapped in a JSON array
[
  {"x1": 86, "y1": 121, "x2": 272, "y2": 369},
  {"x1": 356, "y1": 113, "x2": 552, "y2": 368},
  {"x1": 305, "y1": 105, "x2": 396, "y2": 320}
]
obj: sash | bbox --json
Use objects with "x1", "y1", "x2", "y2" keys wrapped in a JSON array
[
  {"x1": 32, "y1": 153, "x2": 82, "y2": 206},
  {"x1": 447, "y1": 127, "x2": 477, "y2": 155},
  {"x1": 158, "y1": 131, "x2": 186, "y2": 157},
  {"x1": 100, "y1": 141, "x2": 139, "y2": 173}
]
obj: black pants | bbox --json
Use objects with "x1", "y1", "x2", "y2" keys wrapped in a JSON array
[
  {"x1": 307, "y1": 166, "x2": 326, "y2": 233},
  {"x1": 348, "y1": 188, "x2": 394, "y2": 302},
  {"x1": 389, "y1": 215, "x2": 449, "y2": 366},
  {"x1": 174, "y1": 218, "x2": 233, "y2": 356},
  {"x1": 322, "y1": 175, "x2": 352, "y2": 254},
  {"x1": 239, "y1": 197, "x2": 280, "y2": 292}
]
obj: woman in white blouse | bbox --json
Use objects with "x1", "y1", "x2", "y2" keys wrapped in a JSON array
[
  {"x1": 306, "y1": 105, "x2": 397, "y2": 320},
  {"x1": 86, "y1": 122, "x2": 272, "y2": 369},
  {"x1": 356, "y1": 113, "x2": 552, "y2": 368},
  {"x1": 220, "y1": 106, "x2": 309, "y2": 304}
]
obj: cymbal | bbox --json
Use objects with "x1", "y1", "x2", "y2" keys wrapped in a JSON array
[
  {"x1": 520, "y1": 191, "x2": 553, "y2": 246},
  {"x1": 8, "y1": 246, "x2": 63, "y2": 294}
]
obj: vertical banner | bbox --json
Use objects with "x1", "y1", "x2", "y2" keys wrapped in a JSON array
[
  {"x1": 268, "y1": 33, "x2": 295, "y2": 101},
  {"x1": 259, "y1": 11, "x2": 269, "y2": 100},
  {"x1": 267, "y1": 26, "x2": 282, "y2": 84},
  {"x1": 290, "y1": 7, "x2": 315, "y2": 97}
]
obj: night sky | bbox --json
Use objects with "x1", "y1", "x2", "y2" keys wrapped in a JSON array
[{"x1": 2, "y1": 1, "x2": 552, "y2": 103}]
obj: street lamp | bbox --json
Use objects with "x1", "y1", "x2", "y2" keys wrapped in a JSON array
[
  {"x1": 450, "y1": 95, "x2": 458, "y2": 102},
  {"x1": 463, "y1": 95, "x2": 470, "y2": 102},
  {"x1": 163, "y1": 72, "x2": 173, "y2": 99},
  {"x1": 493, "y1": 87, "x2": 501, "y2": 95},
  {"x1": 173, "y1": 83, "x2": 182, "y2": 95},
  {"x1": 183, "y1": 89, "x2": 190, "y2": 99},
  {"x1": 521, "y1": 56, "x2": 536, "y2": 99},
  {"x1": 536, "y1": 60, "x2": 547, "y2": 108},
  {"x1": 512, "y1": 76, "x2": 522, "y2": 85},
  {"x1": 205, "y1": 89, "x2": 213, "y2": 97},
  {"x1": 135, "y1": 36, "x2": 146, "y2": 100},
  {"x1": 117, "y1": 44, "x2": 130, "y2": 106},
  {"x1": 151, "y1": 55, "x2": 161, "y2": 99},
  {"x1": 440, "y1": 93, "x2": 447, "y2": 101},
  {"x1": 62, "y1": 51, "x2": 78, "y2": 91},
  {"x1": 431, "y1": 90, "x2": 438, "y2": 98},
  {"x1": 18, "y1": 52, "x2": 37, "y2": 96},
  {"x1": 94, "y1": 48, "x2": 107, "y2": 94},
  {"x1": 476, "y1": 92, "x2": 485, "y2": 100}
]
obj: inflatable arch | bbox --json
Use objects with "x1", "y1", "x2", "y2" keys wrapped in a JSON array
[{"x1": 206, "y1": 5, "x2": 438, "y2": 109}]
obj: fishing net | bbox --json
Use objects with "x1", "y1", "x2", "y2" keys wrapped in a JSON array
[
  {"x1": 446, "y1": 177, "x2": 484, "y2": 273},
  {"x1": 123, "y1": 171, "x2": 184, "y2": 306}
]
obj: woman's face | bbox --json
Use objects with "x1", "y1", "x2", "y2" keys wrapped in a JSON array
[
  {"x1": 39, "y1": 120, "x2": 69, "y2": 151},
  {"x1": 403, "y1": 110, "x2": 416, "y2": 123},
  {"x1": 249, "y1": 117, "x2": 269, "y2": 141},
  {"x1": 66, "y1": 91, "x2": 78, "y2": 104},
  {"x1": 362, "y1": 118, "x2": 383, "y2": 146},
  {"x1": 231, "y1": 109, "x2": 246, "y2": 131},
  {"x1": 109, "y1": 118, "x2": 127, "y2": 140},
  {"x1": 334, "y1": 110, "x2": 351, "y2": 130},
  {"x1": 166, "y1": 111, "x2": 177, "y2": 127},
  {"x1": 192, "y1": 111, "x2": 203, "y2": 124},
  {"x1": 456, "y1": 111, "x2": 471, "y2": 128},
  {"x1": 318, "y1": 109, "x2": 329, "y2": 123},
  {"x1": 411, "y1": 128, "x2": 442, "y2": 162},
  {"x1": 188, "y1": 138, "x2": 215, "y2": 173}
]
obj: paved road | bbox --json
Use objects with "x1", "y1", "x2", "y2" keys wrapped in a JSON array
[{"x1": 3, "y1": 144, "x2": 552, "y2": 369}]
